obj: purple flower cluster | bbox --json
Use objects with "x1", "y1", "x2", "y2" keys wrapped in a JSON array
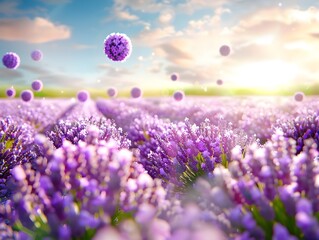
[
  {"x1": 128, "y1": 116, "x2": 252, "y2": 189},
  {"x1": 30, "y1": 50, "x2": 43, "y2": 61},
  {"x1": 2, "y1": 52, "x2": 20, "y2": 69},
  {"x1": 1, "y1": 133, "x2": 165, "y2": 239},
  {"x1": 224, "y1": 131, "x2": 319, "y2": 239},
  {"x1": 104, "y1": 33, "x2": 132, "y2": 62},
  {"x1": 280, "y1": 112, "x2": 319, "y2": 154},
  {"x1": 0, "y1": 117, "x2": 37, "y2": 202},
  {"x1": 47, "y1": 117, "x2": 130, "y2": 149},
  {"x1": 0, "y1": 96, "x2": 319, "y2": 239}
]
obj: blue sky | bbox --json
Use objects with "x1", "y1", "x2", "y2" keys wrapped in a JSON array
[{"x1": 1, "y1": 0, "x2": 319, "y2": 93}]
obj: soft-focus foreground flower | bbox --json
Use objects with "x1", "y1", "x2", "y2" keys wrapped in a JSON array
[
  {"x1": 0, "y1": 133, "x2": 165, "y2": 239},
  {"x1": 0, "y1": 117, "x2": 37, "y2": 202}
]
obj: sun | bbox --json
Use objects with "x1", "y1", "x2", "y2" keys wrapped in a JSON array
[{"x1": 230, "y1": 60, "x2": 301, "y2": 90}]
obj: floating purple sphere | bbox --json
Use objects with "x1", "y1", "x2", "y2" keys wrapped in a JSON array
[
  {"x1": 219, "y1": 45, "x2": 231, "y2": 56},
  {"x1": 2, "y1": 52, "x2": 20, "y2": 69},
  {"x1": 6, "y1": 87, "x2": 16, "y2": 98},
  {"x1": 31, "y1": 50, "x2": 43, "y2": 61},
  {"x1": 131, "y1": 87, "x2": 142, "y2": 98},
  {"x1": 31, "y1": 80, "x2": 43, "y2": 92},
  {"x1": 170, "y1": 73, "x2": 179, "y2": 81},
  {"x1": 107, "y1": 87, "x2": 118, "y2": 98},
  {"x1": 77, "y1": 90, "x2": 90, "y2": 102},
  {"x1": 173, "y1": 90, "x2": 185, "y2": 101},
  {"x1": 20, "y1": 90, "x2": 34, "y2": 102},
  {"x1": 104, "y1": 33, "x2": 132, "y2": 62},
  {"x1": 294, "y1": 92, "x2": 304, "y2": 102},
  {"x1": 217, "y1": 79, "x2": 223, "y2": 85}
]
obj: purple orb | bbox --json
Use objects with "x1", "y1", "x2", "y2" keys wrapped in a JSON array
[
  {"x1": 6, "y1": 87, "x2": 16, "y2": 98},
  {"x1": 104, "y1": 33, "x2": 132, "y2": 62},
  {"x1": 170, "y1": 73, "x2": 179, "y2": 81},
  {"x1": 107, "y1": 87, "x2": 118, "y2": 98},
  {"x1": 173, "y1": 90, "x2": 185, "y2": 101},
  {"x1": 217, "y1": 79, "x2": 223, "y2": 85},
  {"x1": 77, "y1": 90, "x2": 90, "y2": 102},
  {"x1": 20, "y1": 90, "x2": 34, "y2": 102},
  {"x1": 219, "y1": 45, "x2": 231, "y2": 56},
  {"x1": 2, "y1": 52, "x2": 20, "y2": 69},
  {"x1": 294, "y1": 92, "x2": 304, "y2": 102},
  {"x1": 131, "y1": 87, "x2": 142, "y2": 98},
  {"x1": 31, "y1": 80, "x2": 43, "y2": 92},
  {"x1": 31, "y1": 50, "x2": 43, "y2": 61}
]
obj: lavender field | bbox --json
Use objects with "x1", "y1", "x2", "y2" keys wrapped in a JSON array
[{"x1": 0, "y1": 96, "x2": 318, "y2": 240}]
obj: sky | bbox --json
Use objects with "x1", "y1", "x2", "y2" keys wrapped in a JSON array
[{"x1": 0, "y1": 0, "x2": 319, "y2": 93}]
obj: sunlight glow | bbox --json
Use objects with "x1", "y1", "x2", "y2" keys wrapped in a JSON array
[
  {"x1": 255, "y1": 35, "x2": 275, "y2": 45},
  {"x1": 230, "y1": 60, "x2": 300, "y2": 89}
]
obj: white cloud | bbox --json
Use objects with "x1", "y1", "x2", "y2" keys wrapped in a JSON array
[
  {"x1": 133, "y1": 26, "x2": 176, "y2": 46},
  {"x1": 0, "y1": 17, "x2": 71, "y2": 43},
  {"x1": 133, "y1": 6, "x2": 319, "y2": 87},
  {"x1": 158, "y1": 9, "x2": 174, "y2": 24},
  {"x1": 176, "y1": 0, "x2": 230, "y2": 14},
  {"x1": 114, "y1": 9, "x2": 139, "y2": 20}
]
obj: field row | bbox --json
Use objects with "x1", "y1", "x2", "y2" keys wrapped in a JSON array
[{"x1": 1, "y1": 97, "x2": 319, "y2": 239}]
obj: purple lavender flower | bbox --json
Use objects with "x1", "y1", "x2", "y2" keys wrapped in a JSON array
[
  {"x1": 170, "y1": 73, "x2": 179, "y2": 81},
  {"x1": 219, "y1": 45, "x2": 230, "y2": 56},
  {"x1": 294, "y1": 92, "x2": 304, "y2": 102},
  {"x1": 131, "y1": 87, "x2": 142, "y2": 99},
  {"x1": 280, "y1": 112, "x2": 319, "y2": 154},
  {"x1": 2, "y1": 52, "x2": 20, "y2": 69},
  {"x1": 20, "y1": 90, "x2": 34, "y2": 102},
  {"x1": 104, "y1": 33, "x2": 132, "y2": 62},
  {"x1": 173, "y1": 90, "x2": 185, "y2": 101},
  {"x1": 77, "y1": 90, "x2": 90, "y2": 102},
  {"x1": 273, "y1": 224, "x2": 298, "y2": 240},
  {"x1": 0, "y1": 117, "x2": 37, "y2": 202},
  {"x1": 1, "y1": 135, "x2": 165, "y2": 239},
  {"x1": 128, "y1": 117, "x2": 251, "y2": 189},
  {"x1": 227, "y1": 131, "x2": 319, "y2": 239},
  {"x1": 46, "y1": 117, "x2": 130, "y2": 149},
  {"x1": 6, "y1": 87, "x2": 15, "y2": 98},
  {"x1": 31, "y1": 50, "x2": 43, "y2": 61},
  {"x1": 217, "y1": 79, "x2": 223, "y2": 85},
  {"x1": 107, "y1": 87, "x2": 118, "y2": 98},
  {"x1": 31, "y1": 80, "x2": 43, "y2": 92}
]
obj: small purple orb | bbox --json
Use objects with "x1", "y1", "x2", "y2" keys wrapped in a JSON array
[
  {"x1": 170, "y1": 73, "x2": 179, "y2": 81},
  {"x1": 6, "y1": 87, "x2": 16, "y2": 98},
  {"x1": 219, "y1": 45, "x2": 231, "y2": 56},
  {"x1": 104, "y1": 33, "x2": 132, "y2": 62},
  {"x1": 217, "y1": 79, "x2": 223, "y2": 85},
  {"x1": 31, "y1": 80, "x2": 43, "y2": 92},
  {"x1": 77, "y1": 90, "x2": 90, "y2": 102},
  {"x1": 2, "y1": 52, "x2": 20, "y2": 69},
  {"x1": 173, "y1": 90, "x2": 185, "y2": 101},
  {"x1": 131, "y1": 87, "x2": 142, "y2": 98},
  {"x1": 107, "y1": 87, "x2": 118, "y2": 98},
  {"x1": 294, "y1": 92, "x2": 304, "y2": 102},
  {"x1": 31, "y1": 50, "x2": 43, "y2": 61},
  {"x1": 20, "y1": 90, "x2": 34, "y2": 102}
]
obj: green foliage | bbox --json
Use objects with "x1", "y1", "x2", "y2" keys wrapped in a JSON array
[
  {"x1": 111, "y1": 208, "x2": 134, "y2": 226},
  {"x1": 245, "y1": 197, "x2": 303, "y2": 240}
]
